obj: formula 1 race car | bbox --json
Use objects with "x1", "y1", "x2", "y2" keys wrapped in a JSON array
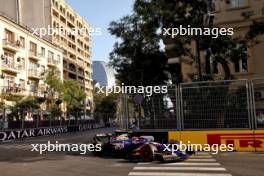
[{"x1": 92, "y1": 131, "x2": 194, "y2": 162}]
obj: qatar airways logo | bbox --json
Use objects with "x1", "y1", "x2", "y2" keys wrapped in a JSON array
[{"x1": 0, "y1": 127, "x2": 67, "y2": 141}]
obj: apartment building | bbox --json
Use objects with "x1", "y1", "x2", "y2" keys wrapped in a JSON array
[
  {"x1": 0, "y1": 15, "x2": 63, "y2": 107},
  {"x1": 211, "y1": 0, "x2": 264, "y2": 80},
  {"x1": 165, "y1": 0, "x2": 264, "y2": 82},
  {"x1": 0, "y1": 0, "x2": 93, "y2": 110}
]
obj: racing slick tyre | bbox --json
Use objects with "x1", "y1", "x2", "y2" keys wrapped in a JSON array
[{"x1": 140, "y1": 144, "x2": 157, "y2": 162}]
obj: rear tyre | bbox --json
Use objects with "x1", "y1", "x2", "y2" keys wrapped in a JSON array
[{"x1": 140, "y1": 144, "x2": 157, "y2": 162}]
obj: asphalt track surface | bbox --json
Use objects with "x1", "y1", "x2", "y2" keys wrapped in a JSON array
[{"x1": 0, "y1": 128, "x2": 263, "y2": 176}]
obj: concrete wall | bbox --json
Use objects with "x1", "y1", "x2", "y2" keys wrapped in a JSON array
[
  {"x1": 20, "y1": 0, "x2": 51, "y2": 29},
  {"x1": 0, "y1": 0, "x2": 18, "y2": 23}
]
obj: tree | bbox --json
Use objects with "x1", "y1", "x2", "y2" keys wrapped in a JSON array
[
  {"x1": 8, "y1": 96, "x2": 41, "y2": 122},
  {"x1": 43, "y1": 66, "x2": 64, "y2": 119},
  {"x1": 43, "y1": 66, "x2": 63, "y2": 96},
  {"x1": 133, "y1": 0, "x2": 264, "y2": 81},
  {"x1": 62, "y1": 80, "x2": 86, "y2": 120},
  {"x1": 109, "y1": 14, "x2": 169, "y2": 86},
  {"x1": 93, "y1": 86, "x2": 118, "y2": 122},
  {"x1": 43, "y1": 68, "x2": 87, "y2": 121}
]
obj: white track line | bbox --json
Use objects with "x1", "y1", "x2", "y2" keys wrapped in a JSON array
[
  {"x1": 186, "y1": 158, "x2": 216, "y2": 162},
  {"x1": 189, "y1": 155, "x2": 212, "y2": 158},
  {"x1": 137, "y1": 162, "x2": 152, "y2": 165},
  {"x1": 195, "y1": 152, "x2": 211, "y2": 156},
  {"x1": 133, "y1": 167, "x2": 226, "y2": 171},
  {"x1": 162, "y1": 162, "x2": 220, "y2": 166},
  {"x1": 128, "y1": 172, "x2": 232, "y2": 176}
]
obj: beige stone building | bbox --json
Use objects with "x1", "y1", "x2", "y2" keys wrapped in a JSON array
[
  {"x1": 212, "y1": 0, "x2": 264, "y2": 80},
  {"x1": 166, "y1": 0, "x2": 264, "y2": 82},
  {"x1": 0, "y1": 0, "x2": 93, "y2": 110},
  {"x1": 0, "y1": 14, "x2": 63, "y2": 107}
]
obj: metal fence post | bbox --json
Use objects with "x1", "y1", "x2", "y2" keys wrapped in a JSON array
[
  {"x1": 175, "y1": 85, "x2": 181, "y2": 131},
  {"x1": 21, "y1": 110, "x2": 25, "y2": 129},
  {"x1": 49, "y1": 115, "x2": 52, "y2": 127},
  {"x1": 179, "y1": 85, "x2": 184, "y2": 130},
  {"x1": 151, "y1": 97, "x2": 156, "y2": 129},
  {"x1": 60, "y1": 116, "x2": 62, "y2": 126},
  {"x1": 250, "y1": 81, "x2": 257, "y2": 130},
  {"x1": 36, "y1": 110, "x2": 39, "y2": 128},
  {"x1": 125, "y1": 94, "x2": 129, "y2": 130},
  {"x1": 246, "y1": 82, "x2": 252, "y2": 129},
  {"x1": 1, "y1": 108, "x2": 5, "y2": 130}
]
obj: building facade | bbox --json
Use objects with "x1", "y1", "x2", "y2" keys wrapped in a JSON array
[
  {"x1": 212, "y1": 0, "x2": 264, "y2": 80},
  {"x1": 0, "y1": 0, "x2": 93, "y2": 110},
  {"x1": 92, "y1": 61, "x2": 115, "y2": 88},
  {"x1": 165, "y1": 0, "x2": 264, "y2": 82},
  {"x1": 0, "y1": 15, "x2": 63, "y2": 107}
]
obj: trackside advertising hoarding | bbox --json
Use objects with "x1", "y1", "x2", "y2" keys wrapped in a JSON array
[
  {"x1": 0, "y1": 127, "x2": 68, "y2": 142},
  {"x1": 168, "y1": 130, "x2": 264, "y2": 152}
]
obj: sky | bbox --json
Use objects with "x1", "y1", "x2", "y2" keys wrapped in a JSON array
[{"x1": 66, "y1": 0, "x2": 134, "y2": 63}]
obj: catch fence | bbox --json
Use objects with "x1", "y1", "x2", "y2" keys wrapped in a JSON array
[{"x1": 118, "y1": 79, "x2": 264, "y2": 130}]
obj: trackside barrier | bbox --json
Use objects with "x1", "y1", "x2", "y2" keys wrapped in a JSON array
[
  {"x1": 0, "y1": 123, "x2": 106, "y2": 142},
  {"x1": 168, "y1": 130, "x2": 264, "y2": 152},
  {"x1": 120, "y1": 79, "x2": 264, "y2": 130}
]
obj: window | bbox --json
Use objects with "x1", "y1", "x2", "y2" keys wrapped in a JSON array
[
  {"x1": 17, "y1": 57, "x2": 25, "y2": 70},
  {"x1": 57, "y1": 55, "x2": 61, "y2": 63},
  {"x1": 41, "y1": 47, "x2": 45, "y2": 57},
  {"x1": 234, "y1": 58, "x2": 248, "y2": 72},
  {"x1": 29, "y1": 61, "x2": 38, "y2": 70},
  {"x1": 48, "y1": 51, "x2": 54, "y2": 59},
  {"x1": 208, "y1": 0, "x2": 216, "y2": 11},
  {"x1": 3, "y1": 75, "x2": 15, "y2": 87},
  {"x1": 40, "y1": 65, "x2": 45, "y2": 73},
  {"x1": 234, "y1": 44, "x2": 248, "y2": 73},
  {"x1": 29, "y1": 41, "x2": 37, "y2": 55},
  {"x1": 29, "y1": 80, "x2": 38, "y2": 92},
  {"x1": 5, "y1": 29, "x2": 14, "y2": 43},
  {"x1": 19, "y1": 79, "x2": 25, "y2": 89},
  {"x1": 3, "y1": 52, "x2": 15, "y2": 66},
  {"x1": 229, "y1": 0, "x2": 247, "y2": 8},
  {"x1": 19, "y1": 36, "x2": 25, "y2": 48}
]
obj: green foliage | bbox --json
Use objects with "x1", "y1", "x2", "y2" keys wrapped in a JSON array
[
  {"x1": 43, "y1": 66, "x2": 64, "y2": 96},
  {"x1": 43, "y1": 67, "x2": 86, "y2": 115},
  {"x1": 133, "y1": 0, "x2": 264, "y2": 81},
  {"x1": 94, "y1": 92, "x2": 117, "y2": 114},
  {"x1": 62, "y1": 80, "x2": 86, "y2": 111},
  {"x1": 15, "y1": 96, "x2": 40, "y2": 110},
  {"x1": 94, "y1": 90, "x2": 117, "y2": 121},
  {"x1": 108, "y1": 14, "x2": 168, "y2": 86}
]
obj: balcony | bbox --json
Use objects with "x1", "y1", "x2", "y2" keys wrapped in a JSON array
[
  {"x1": 48, "y1": 58, "x2": 59, "y2": 66},
  {"x1": 78, "y1": 69, "x2": 84, "y2": 77},
  {"x1": 1, "y1": 60, "x2": 21, "y2": 74},
  {"x1": 29, "y1": 51, "x2": 39, "y2": 61},
  {"x1": 28, "y1": 90, "x2": 45, "y2": 98},
  {"x1": 86, "y1": 85, "x2": 93, "y2": 90},
  {"x1": 68, "y1": 64, "x2": 76, "y2": 73},
  {"x1": 2, "y1": 39, "x2": 20, "y2": 52},
  {"x1": 28, "y1": 69, "x2": 41, "y2": 79},
  {"x1": 0, "y1": 86, "x2": 26, "y2": 96}
]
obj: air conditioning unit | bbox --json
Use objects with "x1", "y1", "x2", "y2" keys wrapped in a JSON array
[
  {"x1": 1, "y1": 54, "x2": 7, "y2": 60},
  {"x1": 16, "y1": 40, "x2": 21, "y2": 46}
]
